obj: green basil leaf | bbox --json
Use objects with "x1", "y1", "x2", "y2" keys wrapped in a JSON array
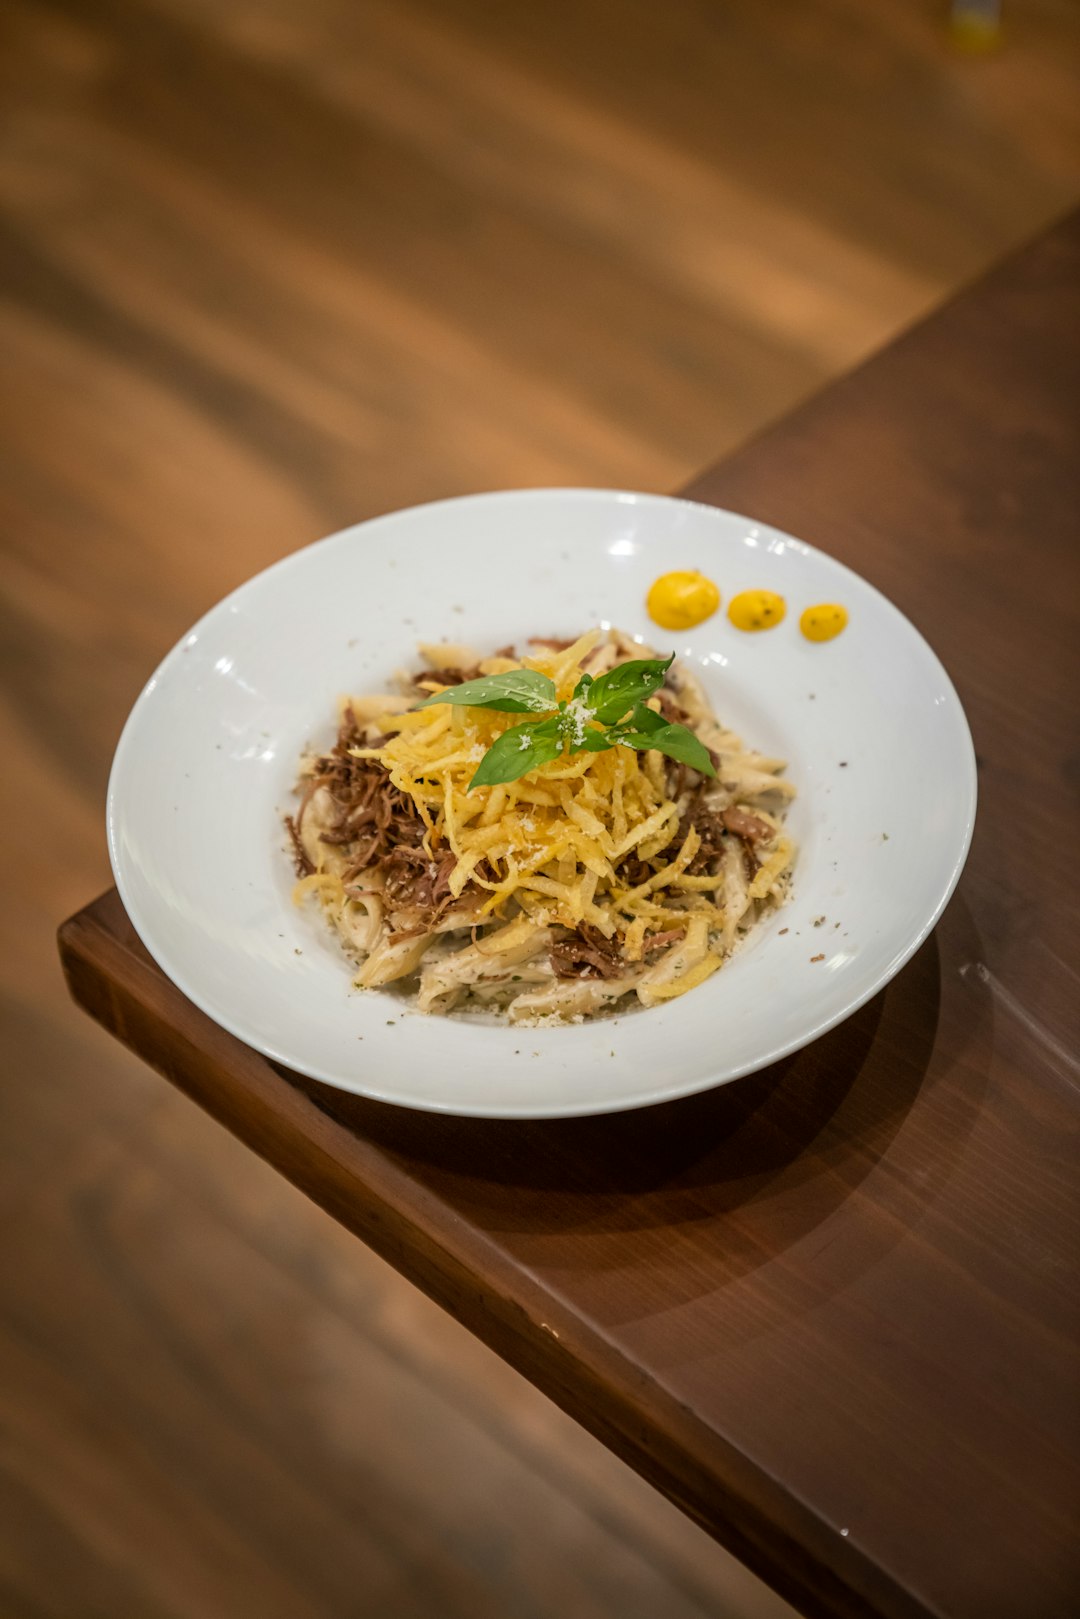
[
  {"x1": 571, "y1": 670, "x2": 594, "y2": 701},
  {"x1": 419, "y1": 669, "x2": 557, "y2": 713},
  {"x1": 617, "y1": 719, "x2": 716, "y2": 776},
  {"x1": 468, "y1": 717, "x2": 563, "y2": 789},
  {"x1": 574, "y1": 728, "x2": 613, "y2": 753},
  {"x1": 586, "y1": 655, "x2": 675, "y2": 723},
  {"x1": 613, "y1": 701, "x2": 667, "y2": 737}
]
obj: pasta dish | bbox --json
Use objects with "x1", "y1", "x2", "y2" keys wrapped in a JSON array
[{"x1": 286, "y1": 629, "x2": 795, "y2": 1021}]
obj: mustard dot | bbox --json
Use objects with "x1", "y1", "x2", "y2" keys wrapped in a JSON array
[
  {"x1": 646, "y1": 570, "x2": 721, "y2": 631},
  {"x1": 800, "y1": 603, "x2": 848, "y2": 643},
  {"x1": 727, "y1": 590, "x2": 786, "y2": 633}
]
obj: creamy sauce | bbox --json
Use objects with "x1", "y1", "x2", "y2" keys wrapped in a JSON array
[
  {"x1": 727, "y1": 589, "x2": 786, "y2": 632},
  {"x1": 800, "y1": 603, "x2": 848, "y2": 642},
  {"x1": 646, "y1": 570, "x2": 720, "y2": 630}
]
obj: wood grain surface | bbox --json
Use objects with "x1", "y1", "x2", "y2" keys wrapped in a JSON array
[
  {"x1": 59, "y1": 217, "x2": 1080, "y2": 1619},
  {"x1": 6, "y1": 0, "x2": 1080, "y2": 1614}
]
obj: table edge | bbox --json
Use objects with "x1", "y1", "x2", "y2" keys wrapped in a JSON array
[{"x1": 59, "y1": 892, "x2": 934, "y2": 1619}]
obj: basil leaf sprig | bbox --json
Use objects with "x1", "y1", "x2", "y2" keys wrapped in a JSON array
[
  {"x1": 418, "y1": 668, "x2": 558, "y2": 714},
  {"x1": 417, "y1": 654, "x2": 716, "y2": 789}
]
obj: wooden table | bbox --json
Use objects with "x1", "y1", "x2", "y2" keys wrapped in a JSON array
[{"x1": 60, "y1": 213, "x2": 1080, "y2": 1619}]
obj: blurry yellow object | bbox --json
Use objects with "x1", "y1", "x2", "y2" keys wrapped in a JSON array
[
  {"x1": 800, "y1": 603, "x2": 848, "y2": 642},
  {"x1": 646, "y1": 570, "x2": 720, "y2": 630},
  {"x1": 948, "y1": 0, "x2": 1002, "y2": 52},
  {"x1": 727, "y1": 589, "x2": 786, "y2": 632}
]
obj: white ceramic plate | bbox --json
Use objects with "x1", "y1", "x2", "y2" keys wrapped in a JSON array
[{"x1": 108, "y1": 489, "x2": 976, "y2": 1118}]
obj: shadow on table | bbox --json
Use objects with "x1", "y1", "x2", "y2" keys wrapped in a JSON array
[{"x1": 286, "y1": 897, "x2": 991, "y2": 1306}]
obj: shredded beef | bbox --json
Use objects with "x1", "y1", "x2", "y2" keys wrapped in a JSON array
[
  {"x1": 665, "y1": 759, "x2": 688, "y2": 801},
  {"x1": 712, "y1": 808, "x2": 771, "y2": 880},
  {"x1": 383, "y1": 847, "x2": 458, "y2": 912},
  {"x1": 413, "y1": 663, "x2": 483, "y2": 689},
  {"x1": 549, "y1": 923, "x2": 688, "y2": 980},
  {"x1": 287, "y1": 709, "x2": 499, "y2": 923},
  {"x1": 291, "y1": 709, "x2": 427, "y2": 882},
  {"x1": 665, "y1": 802, "x2": 772, "y2": 880},
  {"x1": 616, "y1": 852, "x2": 655, "y2": 887},
  {"x1": 616, "y1": 782, "x2": 772, "y2": 889},
  {"x1": 678, "y1": 786, "x2": 728, "y2": 874},
  {"x1": 413, "y1": 646, "x2": 519, "y2": 691},
  {"x1": 381, "y1": 845, "x2": 431, "y2": 903},
  {"x1": 285, "y1": 813, "x2": 314, "y2": 877},
  {"x1": 684, "y1": 833, "x2": 724, "y2": 876},
  {"x1": 655, "y1": 688, "x2": 691, "y2": 726},
  {"x1": 550, "y1": 923, "x2": 625, "y2": 980},
  {"x1": 721, "y1": 806, "x2": 773, "y2": 843}
]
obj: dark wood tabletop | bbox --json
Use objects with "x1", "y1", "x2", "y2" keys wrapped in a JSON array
[{"x1": 60, "y1": 212, "x2": 1080, "y2": 1619}]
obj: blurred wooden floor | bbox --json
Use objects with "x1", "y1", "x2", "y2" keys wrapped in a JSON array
[{"x1": 2, "y1": 1, "x2": 1078, "y2": 1614}]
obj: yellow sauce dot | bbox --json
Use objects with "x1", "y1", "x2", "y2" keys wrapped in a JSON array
[
  {"x1": 800, "y1": 603, "x2": 849, "y2": 643},
  {"x1": 727, "y1": 589, "x2": 786, "y2": 633},
  {"x1": 646, "y1": 570, "x2": 720, "y2": 631}
]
